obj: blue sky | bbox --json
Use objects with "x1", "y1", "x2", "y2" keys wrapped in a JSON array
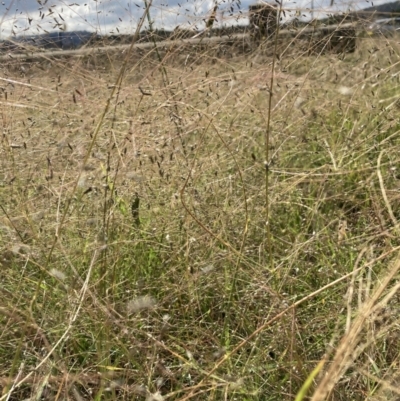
[{"x1": 0, "y1": 0, "x2": 392, "y2": 37}]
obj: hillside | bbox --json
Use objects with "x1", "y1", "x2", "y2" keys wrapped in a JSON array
[{"x1": 359, "y1": 0, "x2": 400, "y2": 17}]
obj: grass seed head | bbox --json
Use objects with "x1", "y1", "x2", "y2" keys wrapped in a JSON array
[{"x1": 127, "y1": 295, "x2": 157, "y2": 314}]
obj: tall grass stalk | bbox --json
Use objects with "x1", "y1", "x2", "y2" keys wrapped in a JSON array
[{"x1": 264, "y1": 3, "x2": 283, "y2": 272}]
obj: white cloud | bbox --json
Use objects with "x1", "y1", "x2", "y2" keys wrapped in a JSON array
[{"x1": 0, "y1": 0, "x2": 395, "y2": 38}]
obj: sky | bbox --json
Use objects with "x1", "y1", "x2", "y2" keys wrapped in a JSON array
[{"x1": 0, "y1": 0, "x2": 393, "y2": 38}]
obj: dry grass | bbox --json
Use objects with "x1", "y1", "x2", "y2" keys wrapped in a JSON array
[{"x1": 1, "y1": 14, "x2": 400, "y2": 401}]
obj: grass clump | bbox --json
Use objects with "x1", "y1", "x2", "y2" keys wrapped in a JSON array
[{"x1": 1, "y1": 6, "x2": 400, "y2": 401}]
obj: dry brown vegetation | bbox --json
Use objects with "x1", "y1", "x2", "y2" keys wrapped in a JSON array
[{"x1": 1, "y1": 10, "x2": 400, "y2": 401}]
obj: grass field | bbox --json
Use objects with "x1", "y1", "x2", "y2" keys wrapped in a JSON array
[{"x1": 1, "y1": 21, "x2": 400, "y2": 401}]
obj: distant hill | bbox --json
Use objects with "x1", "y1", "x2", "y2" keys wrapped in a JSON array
[
  {"x1": 357, "y1": 0, "x2": 400, "y2": 18},
  {"x1": 314, "y1": 1, "x2": 400, "y2": 25}
]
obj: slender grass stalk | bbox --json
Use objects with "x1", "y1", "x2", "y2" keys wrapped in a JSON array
[
  {"x1": 295, "y1": 359, "x2": 326, "y2": 401},
  {"x1": 264, "y1": 3, "x2": 283, "y2": 272}
]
